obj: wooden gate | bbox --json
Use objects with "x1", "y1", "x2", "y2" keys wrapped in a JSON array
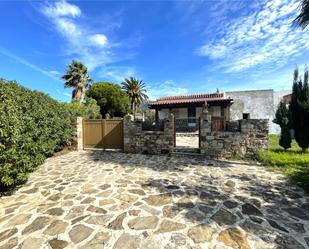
[{"x1": 83, "y1": 119, "x2": 123, "y2": 149}]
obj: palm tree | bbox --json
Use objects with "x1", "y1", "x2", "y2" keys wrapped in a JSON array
[
  {"x1": 121, "y1": 77, "x2": 148, "y2": 118},
  {"x1": 62, "y1": 60, "x2": 92, "y2": 101},
  {"x1": 293, "y1": 0, "x2": 309, "y2": 29}
]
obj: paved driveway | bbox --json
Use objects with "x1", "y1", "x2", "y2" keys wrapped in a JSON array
[{"x1": 0, "y1": 151, "x2": 308, "y2": 249}]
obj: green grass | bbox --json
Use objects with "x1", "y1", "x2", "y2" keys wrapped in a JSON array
[{"x1": 256, "y1": 135, "x2": 309, "y2": 192}]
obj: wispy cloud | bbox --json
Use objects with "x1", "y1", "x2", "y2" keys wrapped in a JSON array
[
  {"x1": 148, "y1": 80, "x2": 189, "y2": 100},
  {"x1": 0, "y1": 47, "x2": 61, "y2": 81},
  {"x1": 49, "y1": 70, "x2": 60, "y2": 75},
  {"x1": 197, "y1": 0, "x2": 309, "y2": 73},
  {"x1": 40, "y1": 0, "x2": 133, "y2": 77},
  {"x1": 98, "y1": 66, "x2": 136, "y2": 83}
]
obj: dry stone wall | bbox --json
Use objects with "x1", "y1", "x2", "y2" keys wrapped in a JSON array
[
  {"x1": 123, "y1": 114, "x2": 175, "y2": 155},
  {"x1": 199, "y1": 113, "x2": 268, "y2": 159}
]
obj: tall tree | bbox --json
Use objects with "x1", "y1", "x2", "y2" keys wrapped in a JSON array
[
  {"x1": 62, "y1": 60, "x2": 92, "y2": 101},
  {"x1": 289, "y1": 67, "x2": 309, "y2": 152},
  {"x1": 121, "y1": 77, "x2": 148, "y2": 118},
  {"x1": 86, "y1": 82, "x2": 129, "y2": 118},
  {"x1": 293, "y1": 0, "x2": 309, "y2": 29},
  {"x1": 274, "y1": 101, "x2": 291, "y2": 150}
]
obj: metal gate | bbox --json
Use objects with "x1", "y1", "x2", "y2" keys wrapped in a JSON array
[{"x1": 83, "y1": 119, "x2": 123, "y2": 149}]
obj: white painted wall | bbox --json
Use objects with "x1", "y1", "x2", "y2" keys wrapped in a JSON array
[{"x1": 226, "y1": 89, "x2": 291, "y2": 134}]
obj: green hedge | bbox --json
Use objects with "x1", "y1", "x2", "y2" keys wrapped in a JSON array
[{"x1": 0, "y1": 79, "x2": 74, "y2": 188}]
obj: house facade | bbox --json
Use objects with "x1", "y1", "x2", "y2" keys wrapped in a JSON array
[
  {"x1": 149, "y1": 92, "x2": 233, "y2": 131},
  {"x1": 149, "y1": 89, "x2": 291, "y2": 134}
]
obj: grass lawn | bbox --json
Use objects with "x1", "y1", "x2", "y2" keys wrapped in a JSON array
[{"x1": 256, "y1": 135, "x2": 309, "y2": 192}]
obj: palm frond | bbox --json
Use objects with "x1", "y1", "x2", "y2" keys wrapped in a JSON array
[
  {"x1": 61, "y1": 60, "x2": 91, "y2": 101},
  {"x1": 293, "y1": 0, "x2": 309, "y2": 29}
]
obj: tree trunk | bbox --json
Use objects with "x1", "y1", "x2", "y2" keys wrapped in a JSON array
[
  {"x1": 73, "y1": 87, "x2": 84, "y2": 101},
  {"x1": 133, "y1": 102, "x2": 136, "y2": 120}
]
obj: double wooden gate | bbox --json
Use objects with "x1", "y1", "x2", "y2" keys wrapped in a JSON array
[{"x1": 83, "y1": 119, "x2": 123, "y2": 149}]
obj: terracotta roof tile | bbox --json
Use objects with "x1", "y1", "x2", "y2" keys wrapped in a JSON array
[{"x1": 150, "y1": 93, "x2": 232, "y2": 106}]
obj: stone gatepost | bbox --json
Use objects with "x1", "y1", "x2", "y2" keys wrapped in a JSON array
[
  {"x1": 200, "y1": 112, "x2": 211, "y2": 134},
  {"x1": 199, "y1": 112, "x2": 211, "y2": 155},
  {"x1": 164, "y1": 114, "x2": 175, "y2": 149},
  {"x1": 77, "y1": 117, "x2": 83, "y2": 151},
  {"x1": 123, "y1": 114, "x2": 139, "y2": 153}
]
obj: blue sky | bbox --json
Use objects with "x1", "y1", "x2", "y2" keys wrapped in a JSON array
[{"x1": 0, "y1": 0, "x2": 308, "y2": 101}]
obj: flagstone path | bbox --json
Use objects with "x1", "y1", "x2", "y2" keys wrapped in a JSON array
[{"x1": 0, "y1": 151, "x2": 308, "y2": 249}]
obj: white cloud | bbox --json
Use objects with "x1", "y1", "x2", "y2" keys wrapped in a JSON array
[
  {"x1": 98, "y1": 66, "x2": 135, "y2": 82},
  {"x1": 42, "y1": 0, "x2": 81, "y2": 18},
  {"x1": 0, "y1": 47, "x2": 61, "y2": 82},
  {"x1": 147, "y1": 80, "x2": 189, "y2": 100},
  {"x1": 89, "y1": 34, "x2": 108, "y2": 46},
  {"x1": 40, "y1": 0, "x2": 125, "y2": 72},
  {"x1": 197, "y1": 0, "x2": 309, "y2": 73},
  {"x1": 49, "y1": 70, "x2": 60, "y2": 75}
]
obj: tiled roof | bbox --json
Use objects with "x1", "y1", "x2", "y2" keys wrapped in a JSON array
[{"x1": 149, "y1": 93, "x2": 232, "y2": 106}]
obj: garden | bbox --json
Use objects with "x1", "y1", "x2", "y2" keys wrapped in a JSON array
[
  {"x1": 0, "y1": 60, "x2": 148, "y2": 191},
  {"x1": 257, "y1": 135, "x2": 309, "y2": 192}
]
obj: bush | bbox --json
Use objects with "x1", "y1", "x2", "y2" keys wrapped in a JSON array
[
  {"x1": 279, "y1": 125, "x2": 291, "y2": 151},
  {"x1": 0, "y1": 79, "x2": 74, "y2": 188},
  {"x1": 86, "y1": 82, "x2": 129, "y2": 118},
  {"x1": 63, "y1": 98, "x2": 101, "y2": 124}
]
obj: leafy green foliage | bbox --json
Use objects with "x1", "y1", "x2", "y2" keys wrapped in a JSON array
[
  {"x1": 63, "y1": 98, "x2": 101, "y2": 123},
  {"x1": 274, "y1": 101, "x2": 291, "y2": 150},
  {"x1": 62, "y1": 60, "x2": 92, "y2": 101},
  {"x1": 86, "y1": 82, "x2": 129, "y2": 118},
  {"x1": 257, "y1": 135, "x2": 309, "y2": 192},
  {"x1": 121, "y1": 77, "x2": 148, "y2": 118},
  {"x1": 0, "y1": 79, "x2": 74, "y2": 188},
  {"x1": 274, "y1": 101, "x2": 290, "y2": 127},
  {"x1": 290, "y1": 67, "x2": 309, "y2": 152},
  {"x1": 279, "y1": 125, "x2": 291, "y2": 151}
]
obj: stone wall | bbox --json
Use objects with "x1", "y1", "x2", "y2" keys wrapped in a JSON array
[
  {"x1": 200, "y1": 113, "x2": 268, "y2": 159},
  {"x1": 123, "y1": 114, "x2": 175, "y2": 155}
]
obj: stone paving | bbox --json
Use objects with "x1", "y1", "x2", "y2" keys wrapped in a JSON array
[
  {"x1": 0, "y1": 151, "x2": 309, "y2": 249},
  {"x1": 176, "y1": 134, "x2": 199, "y2": 149}
]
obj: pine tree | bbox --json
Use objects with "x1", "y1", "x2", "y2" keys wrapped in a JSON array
[
  {"x1": 290, "y1": 67, "x2": 309, "y2": 152},
  {"x1": 274, "y1": 101, "x2": 291, "y2": 150}
]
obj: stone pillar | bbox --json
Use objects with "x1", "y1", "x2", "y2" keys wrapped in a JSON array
[
  {"x1": 123, "y1": 114, "x2": 138, "y2": 153},
  {"x1": 164, "y1": 114, "x2": 174, "y2": 132},
  {"x1": 199, "y1": 112, "x2": 212, "y2": 155},
  {"x1": 200, "y1": 112, "x2": 211, "y2": 135},
  {"x1": 164, "y1": 114, "x2": 175, "y2": 149},
  {"x1": 77, "y1": 117, "x2": 83, "y2": 151}
]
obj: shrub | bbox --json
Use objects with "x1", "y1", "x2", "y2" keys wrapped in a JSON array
[
  {"x1": 63, "y1": 98, "x2": 101, "y2": 124},
  {"x1": 86, "y1": 82, "x2": 129, "y2": 118},
  {"x1": 274, "y1": 101, "x2": 291, "y2": 150},
  {"x1": 0, "y1": 79, "x2": 74, "y2": 188},
  {"x1": 279, "y1": 125, "x2": 292, "y2": 151}
]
